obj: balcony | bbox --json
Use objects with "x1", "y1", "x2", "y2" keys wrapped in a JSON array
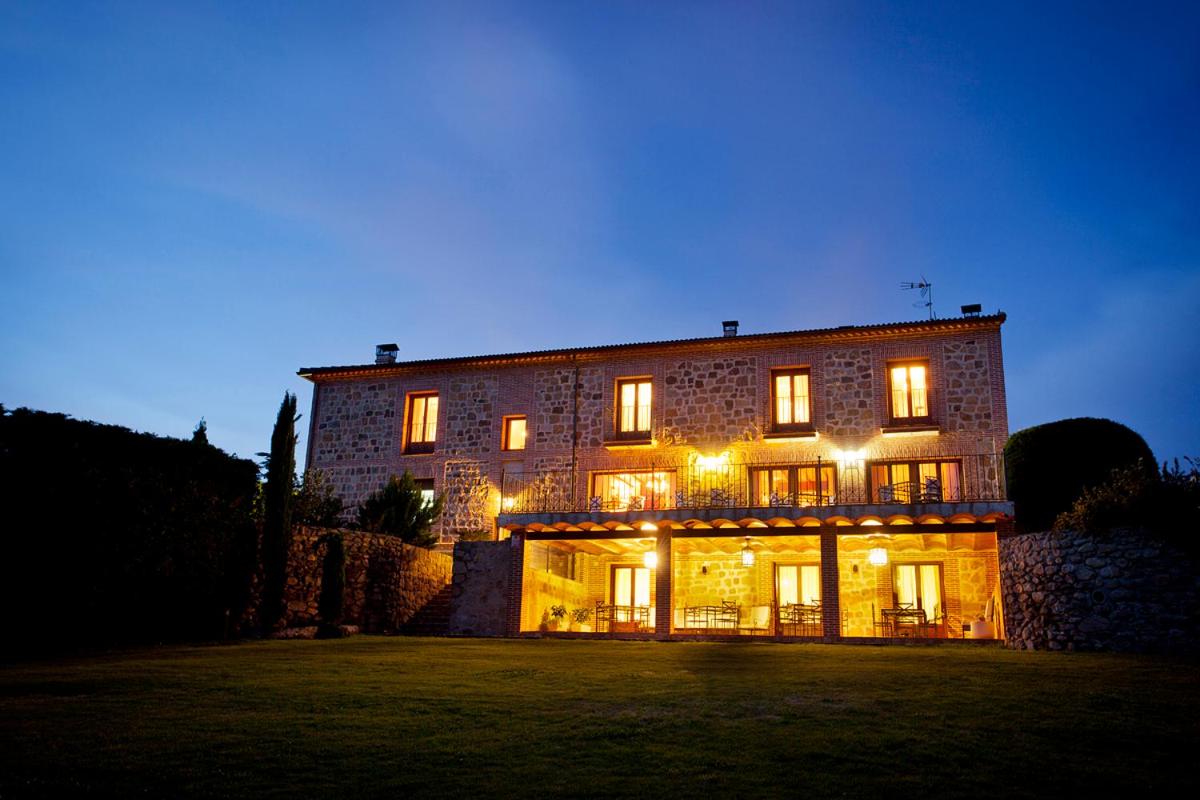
[{"x1": 500, "y1": 453, "x2": 1006, "y2": 516}]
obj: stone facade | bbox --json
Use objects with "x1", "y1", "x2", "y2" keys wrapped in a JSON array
[
  {"x1": 823, "y1": 349, "x2": 875, "y2": 437},
  {"x1": 943, "y1": 339, "x2": 993, "y2": 432},
  {"x1": 447, "y1": 541, "x2": 511, "y2": 636},
  {"x1": 441, "y1": 460, "x2": 490, "y2": 536},
  {"x1": 301, "y1": 316, "x2": 1011, "y2": 543},
  {"x1": 662, "y1": 357, "x2": 757, "y2": 447},
  {"x1": 999, "y1": 528, "x2": 1199, "y2": 653},
  {"x1": 443, "y1": 376, "x2": 497, "y2": 456},
  {"x1": 244, "y1": 525, "x2": 453, "y2": 633}
]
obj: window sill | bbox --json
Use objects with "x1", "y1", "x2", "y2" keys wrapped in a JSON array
[
  {"x1": 880, "y1": 423, "x2": 940, "y2": 437},
  {"x1": 764, "y1": 428, "x2": 818, "y2": 441},
  {"x1": 404, "y1": 444, "x2": 437, "y2": 455},
  {"x1": 602, "y1": 438, "x2": 655, "y2": 450}
]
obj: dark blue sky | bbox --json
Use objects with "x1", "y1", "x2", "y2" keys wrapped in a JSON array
[{"x1": 2, "y1": 1, "x2": 1198, "y2": 464}]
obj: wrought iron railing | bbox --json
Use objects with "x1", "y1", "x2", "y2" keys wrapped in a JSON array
[{"x1": 500, "y1": 453, "x2": 1005, "y2": 514}]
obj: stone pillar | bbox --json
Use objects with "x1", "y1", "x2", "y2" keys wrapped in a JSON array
[
  {"x1": 819, "y1": 529, "x2": 841, "y2": 640},
  {"x1": 504, "y1": 532, "x2": 526, "y2": 638},
  {"x1": 654, "y1": 531, "x2": 673, "y2": 641}
]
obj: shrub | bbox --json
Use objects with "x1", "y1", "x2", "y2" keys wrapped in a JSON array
[
  {"x1": 457, "y1": 528, "x2": 493, "y2": 542},
  {"x1": 1054, "y1": 457, "x2": 1200, "y2": 552},
  {"x1": 1005, "y1": 417, "x2": 1156, "y2": 531},
  {"x1": 295, "y1": 470, "x2": 344, "y2": 528},
  {"x1": 356, "y1": 471, "x2": 445, "y2": 548},
  {"x1": 0, "y1": 407, "x2": 258, "y2": 649}
]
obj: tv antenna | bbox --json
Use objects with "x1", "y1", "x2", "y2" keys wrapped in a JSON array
[{"x1": 901, "y1": 277, "x2": 934, "y2": 319}]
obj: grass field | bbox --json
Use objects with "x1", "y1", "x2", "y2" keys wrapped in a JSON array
[{"x1": 2, "y1": 638, "x2": 1196, "y2": 798}]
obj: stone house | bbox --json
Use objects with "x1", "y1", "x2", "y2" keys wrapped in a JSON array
[{"x1": 300, "y1": 314, "x2": 1014, "y2": 642}]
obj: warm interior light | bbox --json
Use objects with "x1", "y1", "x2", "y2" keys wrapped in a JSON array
[
  {"x1": 868, "y1": 547, "x2": 889, "y2": 566},
  {"x1": 639, "y1": 522, "x2": 658, "y2": 532},
  {"x1": 833, "y1": 448, "x2": 868, "y2": 467},
  {"x1": 643, "y1": 550, "x2": 658, "y2": 569},
  {"x1": 740, "y1": 537, "x2": 755, "y2": 567},
  {"x1": 501, "y1": 497, "x2": 515, "y2": 511},
  {"x1": 696, "y1": 452, "x2": 731, "y2": 472}
]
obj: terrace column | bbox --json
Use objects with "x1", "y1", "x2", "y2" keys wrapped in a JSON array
[
  {"x1": 819, "y1": 529, "x2": 841, "y2": 640},
  {"x1": 504, "y1": 531, "x2": 526, "y2": 638},
  {"x1": 654, "y1": 532, "x2": 672, "y2": 641}
]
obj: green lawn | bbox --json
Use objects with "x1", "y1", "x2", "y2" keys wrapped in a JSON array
[{"x1": 2, "y1": 638, "x2": 1196, "y2": 798}]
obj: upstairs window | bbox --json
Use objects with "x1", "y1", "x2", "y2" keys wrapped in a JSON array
[
  {"x1": 405, "y1": 392, "x2": 438, "y2": 454},
  {"x1": 888, "y1": 361, "x2": 930, "y2": 421},
  {"x1": 616, "y1": 378, "x2": 652, "y2": 438},
  {"x1": 771, "y1": 368, "x2": 811, "y2": 429},
  {"x1": 502, "y1": 416, "x2": 527, "y2": 451}
]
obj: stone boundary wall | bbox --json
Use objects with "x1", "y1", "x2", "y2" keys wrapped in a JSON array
[
  {"x1": 999, "y1": 528, "x2": 1199, "y2": 653},
  {"x1": 244, "y1": 525, "x2": 452, "y2": 633},
  {"x1": 447, "y1": 541, "x2": 511, "y2": 636}
]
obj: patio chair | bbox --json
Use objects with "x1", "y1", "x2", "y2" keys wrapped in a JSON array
[
  {"x1": 589, "y1": 496, "x2": 602, "y2": 512},
  {"x1": 920, "y1": 477, "x2": 942, "y2": 503}
]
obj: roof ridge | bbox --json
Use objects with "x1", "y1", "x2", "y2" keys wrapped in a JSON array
[{"x1": 299, "y1": 313, "x2": 1005, "y2": 379}]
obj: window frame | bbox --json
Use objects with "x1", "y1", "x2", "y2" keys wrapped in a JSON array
[
  {"x1": 404, "y1": 391, "x2": 439, "y2": 454},
  {"x1": 414, "y1": 478, "x2": 436, "y2": 508},
  {"x1": 748, "y1": 463, "x2": 837, "y2": 507},
  {"x1": 868, "y1": 459, "x2": 962, "y2": 503},
  {"x1": 891, "y1": 562, "x2": 945, "y2": 618},
  {"x1": 887, "y1": 360, "x2": 932, "y2": 423},
  {"x1": 590, "y1": 469, "x2": 676, "y2": 512},
  {"x1": 614, "y1": 377, "x2": 653, "y2": 440},
  {"x1": 769, "y1": 367, "x2": 813, "y2": 431},
  {"x1": 501, "y1": 415, "x2": 527, "y2": 451}
]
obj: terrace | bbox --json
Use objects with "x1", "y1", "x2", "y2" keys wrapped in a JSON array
[
  {"x1": 518, "y1": 529, "x2": 1004, "y2": 642},
  {"x1": 499, "y1": 451, "x2": 1008, "y2": 522}
]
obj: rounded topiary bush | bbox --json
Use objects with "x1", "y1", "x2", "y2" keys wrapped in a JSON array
[{"x1": 1005, "y1": 417, "x2": 1156, "y2": 531}]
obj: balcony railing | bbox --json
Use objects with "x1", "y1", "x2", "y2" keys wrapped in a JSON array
[{"x1": 500, "y1": 453, "x2": 1005, "y2": 514}]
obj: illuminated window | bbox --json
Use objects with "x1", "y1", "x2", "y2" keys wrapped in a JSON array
[
  {"x1": 893, "y1": 563, "x2": 943, "y2": 619},
  {"x1": 750, "y1": 464, "x2": 836, "y2": 506},
  {"x1": 414, "y1": 478, "x2": 435, "y2": 508},
  {"x1": 888, "y1": 361, "x2": 930, "y2": 420},
  {"x1": 502, "y1": 416, "x2": 527, "y2": 451},
  {"x1": 591, "y1": 470, "x2": 676, "y2": 512},
  {"x1": 771, "y1": 368, "x2": 811, "y2": 429},
  {"x1": 616, "y1": 378, "x2": 652, "y2": 438},
  {"x1": 405, "y1": 392, "x2": 438, "y2": 453},
  {"x1": 870, "y1": 460, "x2": 961, "y2": 503},
  {"x1": 776, "y1": 564, "x2": 821, "y2": 606},
  {"x1": 611, "y1": 565, "x2": 652, "y2": 622}
]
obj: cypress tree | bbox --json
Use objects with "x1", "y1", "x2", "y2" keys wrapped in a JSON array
[{"x1": 261, "y1": 392, "x2": 298, "y2": 631}]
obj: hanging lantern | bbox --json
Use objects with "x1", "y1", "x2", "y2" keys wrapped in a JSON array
[
  {"x1": 868, "y1": 546, "x2": 888, "y2": 566},
  {"x1": 741, "y1": 537, "x2": 755, "y2": 567},
  {"x1": 643, "y1": 550, "x2": 658, "y2": 569}
]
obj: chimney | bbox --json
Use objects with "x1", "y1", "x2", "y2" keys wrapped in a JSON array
[
  {"x1": 960, "y1": 304, "x2": 982, "y2": 317},
  {"x1": 375, "y1": 343, "x2": 399, "y2": 364},
  {"x1": 722, "y1": 320, "x2": 739, "y2": 337}
]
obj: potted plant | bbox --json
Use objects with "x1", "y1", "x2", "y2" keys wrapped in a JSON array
[
  {"x1": 548, "y1": 604, "x2": 567, "y2": 631},
  {"x1": 571, "y1": 607, "x2": 593, "y2": 633},
  {"x1": 969, "y1": 596, "x2": 997, "y2": 639}
]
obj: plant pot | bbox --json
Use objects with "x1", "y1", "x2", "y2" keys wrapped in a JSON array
[
  {"x1": 969, "y1": 620, "x2": 996, "y2": 639},
  {"x1": 547, "y1": 618, "x2": 562, "y2": 632}
]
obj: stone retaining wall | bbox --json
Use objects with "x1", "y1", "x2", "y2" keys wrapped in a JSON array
[
  {"x1": 245, "y1": 525, "x2": 453, "y2": 633},
  {"x1": 448, "y1": 540, "x2": 511, "y2": 636},
  {"x1": 999, "y1": 528, "x2": 1199, "y2": 653}
]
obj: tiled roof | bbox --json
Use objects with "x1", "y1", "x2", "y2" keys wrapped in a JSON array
[{"x1": 298, "y1": 313, "x2": 1006, "y2": 380}]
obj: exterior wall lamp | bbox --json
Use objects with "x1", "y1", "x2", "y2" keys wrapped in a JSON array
[{"x1": 741, "y1": 536, "x2": 755, "y2": 567}]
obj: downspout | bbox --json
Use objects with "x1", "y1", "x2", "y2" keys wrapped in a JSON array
[{"x1": 570, "y1": 355, "x2": 580, "y2": 507}]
